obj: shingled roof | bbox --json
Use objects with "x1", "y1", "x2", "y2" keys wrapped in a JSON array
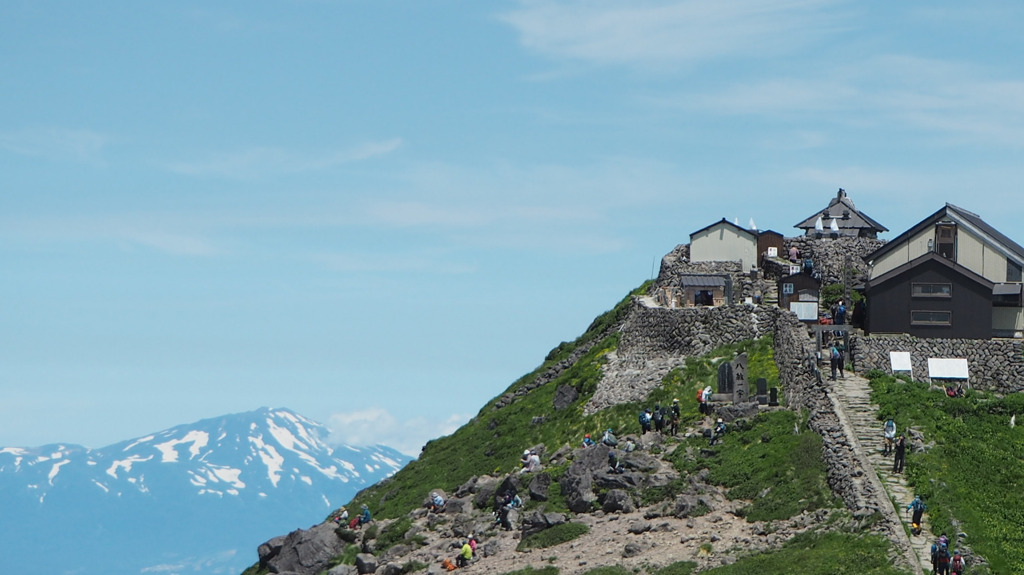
[{"x1": 794, "y1": 188, "x2": 888, "y2": 238}]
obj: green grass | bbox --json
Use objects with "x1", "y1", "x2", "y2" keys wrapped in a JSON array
[
  {"x1": 701, "y1": 531, "x2": 909, "y2": 575},
  {"x1": 517, "y1": 522, "x2": 590, "y2": 550},
  {"x1": 672, "y1": 410, "x2": 838, "y2": 522},
  {"x1": 650, "y1": 561, "x2": 697, "y2": 575},
  {"x1": 868, "y1": 372, "x2": 1024, "y2": 574}
]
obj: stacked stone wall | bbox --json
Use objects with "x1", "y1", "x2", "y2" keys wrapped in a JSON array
[
  {"x1": 771, "y1": 312, "x2": 884, "y2": 517},
  {"x1": 851, "y1": 334, "x2": 1024, "y2": 393},
  {"x1": 784, "y1": 236, "x2": 885, "y2": 286}
]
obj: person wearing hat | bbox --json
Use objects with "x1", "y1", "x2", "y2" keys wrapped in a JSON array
[
  {"x1": 358, "y1": 503, "x2": 372, "y2": 527},
  {"x1": 457, "y1": 539, "x2": 473, "y2": 567},
  {"x1": 581, "y1": 433, "x2": 595, "y2": 448},
  {"x1": 670, "y1": 398, "x2": 681, "y2": 435},
  {"x1": 709, "y1": 418, "x2": 727, "y2": 446},
  {"x1": 429, "y1": 491, "x2": 446, "y2": 512},
  {"x1": 893, "y1": 434, "x2": 907, "y2": 473}
]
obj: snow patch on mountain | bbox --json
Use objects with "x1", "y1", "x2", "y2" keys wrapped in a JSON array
[{"x1": 155, "y1": 430, "x2": 209, "y2": 462}]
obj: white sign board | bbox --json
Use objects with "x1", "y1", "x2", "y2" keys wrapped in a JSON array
[
  {"x1": 889, "y1": 351, "x2": 912, "y2": 372},
  {"x1": 789, "y1": 265, "x2": 801, "y2": 275},
  {"x1": 928, "y1": 358, "x2": 969, "y2": 380},
  {"x1": 789, "y1": 302, "x2": 818, "y2": 321},
  {"x1": 768, "y1": 247, "x2": 778, "y2": 257}
]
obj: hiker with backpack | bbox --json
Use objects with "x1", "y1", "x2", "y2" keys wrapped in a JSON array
[
  {"x1": 581, "y1": 433, "x2": 595, "y2": 448},
  {"x1": 906, "y1": 495, "x2": 926, "y2": 534},
  {"x1": 829, "y1": 344, "x2": 841, "y2": 380},
  {"x1": 883, "y1": 419, "x2": 897, "y2": 456},
  {"x1": 429, "y1": 492, "x2": 446, "y2": 513},
  {"x1": 934, "y1": 541, "x2": 951, "y2": 575},
  {"x1": 601, "y1": 428, "x2": 618, "y2": 447},
  {"x1": 456, "y1": 540, "x2": 473, "y2": 567},
  {"x1": 639, "y1": 409, "x2": 652, "y2": 435},
  {"x1": 698, "y1": 386, "x2": 712, "y2": 416},
  {"x1": 669, "y1": 398, "x2": 681, "y2": 435},
  {"x1": 652, "y1": 404, "x2": 665, "y2": 432},
  {"x1": 951, "y1": 549, "x2": 965, "y2": 575}
]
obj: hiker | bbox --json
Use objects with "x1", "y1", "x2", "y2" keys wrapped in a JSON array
[
  {"x1": 601, "y1": 428, "x2": 618, "y2": 447},
  {"x1": 519, "y1": 449, "x2": 540, "y2": 474},
  {"x1": 883, "y1": 419, "x2": 897, "y2": 456},
  {"x1": 709, "y1": 418, "x2": 727, "y2": 446},
  {"x1": 669, "y1": 398, "x2": 681, "y2": 435},
  {"x1": 456, "y1": 540, "x2": 473, "y2": 567},
  {"x1": 930, "y1": 535, "x2": 949, "y2": 573},
  {"x1": 652, "y1": 404, "x2": 665, "y2": 432},
  {"x1": 332, "y1": 506, "x2": 349, "y2": 524},
  {"x1": 639, "y1": 409, "x2": 652, "y2": 435},
  {"x1": 836, "y1": 341, "x2": 845, "y2": 378},
  {"x1": 829, "y1": 344, "x2": 841, "y2": 381},
  {"x1": 520, "y1": 449, "x2": 531, "y2": 470},
  {"x1": 698, "y1": 386, "x2": 712, "y2": 416},
  {"x1": 429, "y1": 492, "x2": 446, "y2": 513},
  {"x1": 951, "y1": 549, "x2": 965, "y2": 575},
  {"x1": 581, "y1": 433, "x2": 595, "y2": 448},
  {"x1": 468, "y1": 534, "x2": 478, "y2": 556},
  {"x1": 907, "y1": 495, "x2": 926, "y2": 533},
  {"x1": 359, "y1": 504, "x2": 372, "y2": 527},
  {"x1": 834, "y1": 299, "x2": 846, "y2": 325},
  {"x1": 934, "y1": 541, "x2": 951, "y2": 575},
  {"x1": 893, "y1": 434, "x2": 906, "y2": 473},
  {"x1": 608, "y1": 450, "x2": 624, "y2": 474}
]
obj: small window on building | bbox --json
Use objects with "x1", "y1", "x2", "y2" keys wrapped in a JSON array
[
  {"x1": 935, "y1": 223, "x2": 956, "y2": 260},
  {"x1": 912, "y1": 283, "x2": 952, "y2": 298},
  {"x1": 911, "y1": 310, "x2": 952, "y2": 326},
  {"x1": 1008, "y1": 260, "x2": 1023, "y2": 283}
]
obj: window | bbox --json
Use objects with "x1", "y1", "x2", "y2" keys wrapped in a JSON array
[
  {"x1": 1008, "y1": 260, "x2": 1023, "y2": 283},
  {"x1": 911, "y1": 310, "x2": 952, "y2": 326},
  {"x1": 912, "y1": 283, "x2": 952, "y2": 297},
  {"x1": 935, "y1": 223, "x2": 956, "y2": 260}
]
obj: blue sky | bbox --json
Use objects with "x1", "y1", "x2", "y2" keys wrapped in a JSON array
[{"x1": 3, "y1": 1, "x2": 1023, "y2": 456}]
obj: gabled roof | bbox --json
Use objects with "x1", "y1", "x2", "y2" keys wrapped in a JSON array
[
  {"x1": 794, "y1": 189, "x2": 888, "y2": 233},
  {"x1": 869, "y1": 251, "x2": 994, "y2": 290},
  {"x1": 689, "y1": 218, "x2": 757, "y2": 240},
  {"x1": 680, "y1": 275, "x2": 727, "y2": 287},
  {"x1": 867, "y1": 203, "x2": 1024, "y2": 264}
]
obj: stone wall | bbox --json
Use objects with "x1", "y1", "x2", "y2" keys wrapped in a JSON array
[
  {"x1": 771, "y1": 311, "x2": 882, "y2": 515},
  {"x1": 784, "y1": 236, "x2": 885, "y2": 286},
  {"x1": 851, "y1": 334, "x2": 1024, "y2": 393},
  {"x1": 584, "y1": 301, "x2": 781, "y2": 413}
]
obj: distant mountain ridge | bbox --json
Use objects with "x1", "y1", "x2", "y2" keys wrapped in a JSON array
[{"x1": 0, "y1": 407, "x2": 409, "y2": 575}]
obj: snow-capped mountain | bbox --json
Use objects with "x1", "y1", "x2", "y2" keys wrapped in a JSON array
[{"x1": 0, "y1": 407, "x2": 409, "y2": 575}]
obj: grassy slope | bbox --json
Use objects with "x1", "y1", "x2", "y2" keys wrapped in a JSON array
[
  {"x1": 868, "y1": 372, "x2": 1024, "y2": 574},
  {"x1": 249, "y1": 282, "x2": 920, "y2": 575}
]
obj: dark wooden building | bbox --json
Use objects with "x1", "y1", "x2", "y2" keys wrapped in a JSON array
[
  {"x1": 794, "y1": 188, "x2": 888, "y2": 238},
  {"x1": 757, "y1": 230, "x2": 785, "y2": 262},
  {"x1": 866, "y1": 252, "x2": 994, "y2": 339},
  {"x1": 778, "y1": 272, "x2": 821, "y2": 317}
]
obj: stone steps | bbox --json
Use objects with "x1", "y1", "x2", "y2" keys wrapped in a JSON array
[{"x1": 834, "y1": 374, "x2": 934, "y2": 574}]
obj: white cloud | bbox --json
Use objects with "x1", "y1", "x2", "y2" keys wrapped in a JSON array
[
  {"x1": 165, "y1": 138, "x2": 403, "y2": 179},
  {"x1": 500, "y1": 0, "x2": 842, "y2": 69},
  {"x1": 327, "y1": 408, "x2": 470, "y2": 457}
]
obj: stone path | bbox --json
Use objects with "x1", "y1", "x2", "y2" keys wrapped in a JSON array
[{"x1": 833, "y1": 372, "x2": 933, "y2": 575}]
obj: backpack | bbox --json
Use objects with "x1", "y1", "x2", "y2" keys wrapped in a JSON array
[
  {"x1": 696, "y1": 389, "x2": 704, "y2": 402},
  {"x1": 912, "y1": 499, "x2": 925, "y2": 512},
  {"x1": 936, "y1": 546, "x2": 950, "y2": 564},
  {"x1": 653, "y1": 410, "x2": 663, "y2": 424},
  {"x1": 639, "y1": 411, "x2": 650, "y2": 424},
  {"x1": 952, "y1": 555, "x2": 964, "y2": 571},
  {"x1": 831, "y1": 347, "x2": 840, "y2": 360}
]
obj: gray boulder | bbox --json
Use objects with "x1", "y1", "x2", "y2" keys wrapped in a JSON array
[
  {"x1": 553, "y1": 384, "x2": 579, "y2": 410},
  {"x1": 528, "y1": 473, "x2": 551, "y2": 501},
  {"x1": 601, "y1": 489, "x2": 635, "y2": 513},
  {"x1": 265, "y1": 522, "x2": 345, "y2": 575},
  {"x1": 355, "y1": 553, "x2": 378, "y2": 575},
  {"x1": 327, "y1": 565, "x2": 357, "y2": 575}
]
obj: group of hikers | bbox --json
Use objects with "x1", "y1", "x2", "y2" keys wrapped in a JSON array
[
  {"x1": 894, "y1": 429, "x2": 966, "y2": 572},
  {"x1": 518, "y1": 449, "x2": 542, "y2": 474},
  {"x1": 638, "y1": 398, "x2": 682, "y2": 435},
  {"x1": 331, "y1": 503, "x2": 372, "y2": 530},
  {"x1": 440, "y1": 534, "x2": 478, "y2": 570}
]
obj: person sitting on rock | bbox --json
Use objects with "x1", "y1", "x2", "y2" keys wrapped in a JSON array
[
  {"x1": 332, "y1": 506, "x2": 349, "y2": 524},
  {"x1": 581, "y1": 433, "x2": 595, "y2": 448},
  {"x1": 608, "y1": 450, "x2": 624, "y2": 474},
  {"x1": 429, "y1": 492, "x2": 446, "y2": 512},
  {"x1": 358, "y1": 504, "x2": 372, "y2": 527},
  {"x1": 456, "y1": 540, "x2": 473, "y2": 567},
  {"x1": 601, "y1": 428, "x2": 618, "y2": 446},
  {"x1": 709, "y1": 418, "x2": 727, "y2": 446},
  {"x1": 468, "y1": 534, "x2": 478, "y2": 556}
]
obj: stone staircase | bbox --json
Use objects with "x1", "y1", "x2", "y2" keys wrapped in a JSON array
[{"x1": 833, "y1": 373, "x2": 934, "y2": 574}]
